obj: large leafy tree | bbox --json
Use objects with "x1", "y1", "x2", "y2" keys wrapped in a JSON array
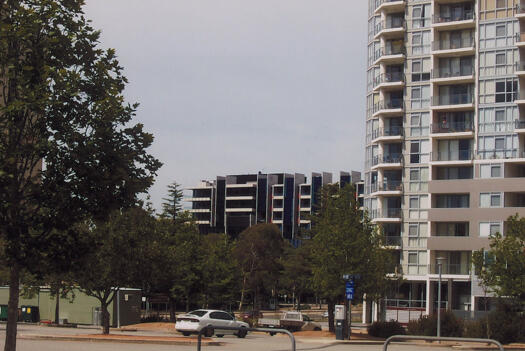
[
  {"x1": 309, "y1": 184, "x2": 393, "y2": 334},
  {"x1": 0, "y1": 1, "x2": 160, "y2": 349},
  {"x1": 76, "y1": 207, "x2": 159, "y2": 334},
  {"x1": 279, "y1": 243, "x2": 313, "y2": 311},
  {"x1": 473, "y1": 214, "x2": 525, "y2": 304},
  {"x1": 233, "y1": 224, "x2": 285, "y2": 311}
]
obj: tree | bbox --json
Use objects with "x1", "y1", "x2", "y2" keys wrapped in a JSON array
[
  {"x1": 76, "y1": 207, "x2": 158, "y2": 334},
  {"x1": 233, "y1": 224, "x2": 284, "y2": 311},
  {"x1": 279, "y1": 243, "x2": 313, "y2": 311},
  {"x1": 161, "y1": 181, "x2": 184, "y2": 222},
  {"x1": 0, "y1": 1, "x2": 160, "y2": 349},
  {"x1": 309, "y1": 184, "x2": 393, "y2": 334},
  {"x1": 200, "y1": 233, "x2": 238, "y2": 309},
  {"x1": 473, "y1": 214, "x2": 525, "y2": 304}
]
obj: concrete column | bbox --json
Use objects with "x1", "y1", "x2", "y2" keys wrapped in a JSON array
[
  {"x1": 447, "y1": 279, "x2": 453, "y2": 311},
  {"x1": 426, "y1": 279, "x2": 434, "y2": 315}
]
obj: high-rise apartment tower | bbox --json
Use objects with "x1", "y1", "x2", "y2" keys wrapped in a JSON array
[{"x1": 364, "y1": 0, "x2": 525, "y2": 322}]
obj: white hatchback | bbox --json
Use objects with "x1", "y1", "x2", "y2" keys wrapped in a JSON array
[{"x1": 175, "y1": 309, "x2": 249, "y2": 338}]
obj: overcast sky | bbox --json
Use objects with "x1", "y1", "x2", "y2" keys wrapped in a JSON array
[{"x1": 83, "y1": 1, "x2": 368, "y2": 211}]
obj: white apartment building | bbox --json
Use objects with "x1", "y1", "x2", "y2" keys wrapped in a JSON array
[{"x1": 364, "y1": 0, "x2": 525, "y2": 322}]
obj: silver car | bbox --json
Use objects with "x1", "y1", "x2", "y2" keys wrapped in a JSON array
[{"x1": 175, "y1": 309, "x2": 249, "y2": 338}]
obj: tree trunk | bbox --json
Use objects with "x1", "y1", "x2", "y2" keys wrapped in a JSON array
[
  {"x1": 54, "y1": 289, "x2": 60, "y2": 324},
  {"x1": 238, "y1": 274, "x2": 247, "y2": 311},
  {"x1": 168, "y1": 296, "x2": 176, "y2": 322},
  {"x1": 327, "y1": 299, "x2": 335, "y2": 333},
  {"x1": 101, "y1": 302, "x2": 110, "y2": 335},
  {"x1": 4, "y1": 264, "x2": 20, "y2": 351}
]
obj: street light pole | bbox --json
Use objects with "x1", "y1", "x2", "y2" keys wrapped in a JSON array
[{"x1": 437, "y1": 262, "x2": 442, "y2": 339}]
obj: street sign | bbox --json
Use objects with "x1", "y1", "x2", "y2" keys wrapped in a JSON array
[{"x1": 345, "y1": 281, "x2": 355, "y2": 300}]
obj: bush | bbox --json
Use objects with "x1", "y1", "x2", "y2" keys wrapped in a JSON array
[
  {"x1": 407, "y1": 311, "x2": 462, "y2": 337},
  {"x1": 485, "y1": 302, "x2": 525, "y2": 344},
  {"x1": 367, "y1": 320, "x2": 405, "y2": 339},
  {"x1": 140, "y1": 315, "x2": 168, "y2": 323},
  {"x1": 463, "y1": 318, "x2": 487, "y2": 339}
]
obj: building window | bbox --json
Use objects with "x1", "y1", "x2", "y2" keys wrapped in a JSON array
[
  {"x1": 435, "y1": 222, "x2": 469, "y2": 237},
  {"x1": 409, "y1": 223, "x2": 419, "y2": 237},
  {"x1": 412, "y1": 60, "x2": 430, "y2": 82},
  {"x1": 495, "y1": 53, "x2": 505, "y2": 66},
  {"x1": 479, "y1": 222, "x2": 501, "y2": 237},
  {"x1": 495, "y1": 24, "x2": 505, "y2": 37},
  {"x1": 480, "y1": 164, "x2": 502, "y2": 178},
  {"x1": 495, "y1": 0, "x2": 505, "y2": 9},
  {"x1": 410, "y1": 85, "x2": 430, "y2": 109},
  {"x1": 480, "y1": 192, "x2": 502, "y2": 208},
  {"x1": 495, "y1": 79, "x2": 517, "y2": 103},
  {"x1": 408, "y1": 252, "x2": 418, "y2": 265},
  {"x1": 435, "y1": 194, "x2": 469, "y2": 208}
]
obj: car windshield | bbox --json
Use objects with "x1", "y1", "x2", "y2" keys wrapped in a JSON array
[{"x1": 188, "y1": 310, "x2": 208, "y2": 317}]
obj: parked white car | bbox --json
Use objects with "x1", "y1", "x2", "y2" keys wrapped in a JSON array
[{"x1": 175, "y1": 309, "x2": 249, "y2": 338}]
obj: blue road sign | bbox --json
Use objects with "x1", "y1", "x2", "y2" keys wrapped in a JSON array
[{"x1": 345, "y1": 281, "x2": 355, "y2": 300}]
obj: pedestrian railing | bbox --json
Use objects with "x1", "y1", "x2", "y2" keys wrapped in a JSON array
[
  {"x1": 196, "y1": 325, "x2": 296, "y2": 351},
  {"x1": 382, "y1": 335, "x2": 504, "y2": 351}
]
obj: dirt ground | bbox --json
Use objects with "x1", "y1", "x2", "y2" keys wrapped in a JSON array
[{"x1": 121, "y1": 322, "x2": 177, "y2": 333}]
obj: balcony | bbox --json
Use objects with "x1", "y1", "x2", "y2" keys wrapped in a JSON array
[
  {"x1": 431, "y1": 93, "x2": 474, "y2": 111},
  {"x1": 431, "y1": 150, "x2": 473, "y2": 162},
  {"x1": 373, "y1": 72, "x2": 405, "y2": 91},
  {"x1": 516, "y1": 4, "x2": 525, "y2": 19},
  {"x1": 431, "y1": 38, "x2": 475, "y2": 56},
  {"x1": 515, "y1": 62, "x2": 525, "y2": 76},
  {"x1": 431, "y1": 67, "x2": 475, "y2": 84},
  {"x1": 430, "y1": 121, "x2": 474, "y2": 139},
  {"x1": 516, "y1": 32, "x2": 525, "y2": 47},
  {"x1": 374, "y1": 20, "x2": 405, "y2": 40},
  {"x1": 370, "y1": 180, "x2": 403, "y2": 195},
  {"x1": 516, "y1": 119, "x2": 525, "y2": 133},
  {"x1": 372, "y1": 99, "x2": 404, "y2": 117},
  {"x1": 371, "y1": 126, "x2": 404, "y2": 142},
  {"x1": 371, "y1": 154, "x2": 403, "y2": 169},
  {"x1": 428, "y1": 263, "x2": 471, "y2": 275},
  {"x1": 432, "y1": 11, "x2": 475, "y2": 30},
  {"x1": 370, "y1": 207, "x2": 402, "y2": 222},
  {"x1": 373, "y1": 47, "x2": 406, "y2": 65},
  {"x1": 374, "y1": 0, "x2": 405, "y2": 15},
  {"x1": 384, "y1": 236, "x2": 402, "y2": 247},
  {"x1": 478, "y1": 149, "x2": 521, "y2": 160}
]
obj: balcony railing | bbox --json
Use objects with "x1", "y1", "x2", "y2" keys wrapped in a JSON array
[
  {"x1": 374, "y1": 0, "x2": 404, "y2": 10},
  {"x1": 431, "y1": 121, "x2": 473, "y2": 133},
  {"x1": 374, "y1": 20, "x2": 405, "y2": 35},
  {"x1": 371, "y1": 126, "x2": 404, "y2": 139},
  {"x1": 370, "y1": 181, "x2": 403, "y2": 193},
  {"x1": 515, "y1": 62, "x2": 525, "y2": 72},
  {"x1": 373, "y1": 72, "x2": 405, "y2": 87},
  {"x1": 433, "y1": 11, "x2": 474, "y2": 24},
  {"x1": 384, "y1": 298, "x2": 426, "y2": 309},
  {"x1": 517, "y1": 3, "x2": 525, "y2": 14},
  {"x1": 372, "y1": 153, "x2": 403, "y2": 166},
  {"x1": 478, "y1": 149, "x2": 519, "y2": 160},
  {"x1": 432, "y1": 93, "x2": 473, "y2": 106},
  {"x1": 373, "y1": 46, "x2": 406, "y2": 61},
  {"x1": 516, "y1": 119, "x2": 525, "y2": 129},
  {"x1": 384, "y1": 236, "x2": 402, "y2": 246},
  {"x1": 432, "y1": 67, "x2": 474, "y2": 79},
  {"x1": 373, "y1": 99, "x2": 404, "y2": 114},
  {"x1": 516, "y1": 32, "x2": 525, "y2": 43},
  {"x1": 432, "y1": 150, "x2": 473, "y2": 161},
  {"x1": 432, "y1": 38, "x2": 475, "y2": 51},
  {"x1": 429, "y1": 263, "x2": 471, "y2": 275}
]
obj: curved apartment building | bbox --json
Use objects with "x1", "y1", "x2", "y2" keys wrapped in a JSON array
[{"x1": 364, "y1": 0, "x2": 525, "y2": 322}]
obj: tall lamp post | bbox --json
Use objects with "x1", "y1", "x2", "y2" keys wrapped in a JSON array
[{"x1": 436, "y1": 256, "x2": 446, "y2": 340}]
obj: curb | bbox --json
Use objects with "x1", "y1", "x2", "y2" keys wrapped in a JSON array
[{"x1": 18, "y1": 334, "x2": 224, "y2": 346}]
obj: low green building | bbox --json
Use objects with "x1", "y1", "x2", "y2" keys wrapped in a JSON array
[{"x1": 0, "y1": 286, "x2": 141, "y2": 327}]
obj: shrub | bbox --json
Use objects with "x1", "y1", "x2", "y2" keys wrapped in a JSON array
[
  {"x1": 406, "y1": 311, "x2": 462, "y2": 337},
  {"x1": 367, "y1": 320, "x2": 405, "y2": 339},
  {"x1": 485, "y1": 302, "x2": 525, "y2": 344},
  {"x1": 463, "y1": 318, "x2": 487, "y2": 339}
]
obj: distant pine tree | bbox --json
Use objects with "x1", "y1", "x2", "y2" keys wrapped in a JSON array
[{"x1": 162, "y1": 181, "x2": 184, "y2": 222}]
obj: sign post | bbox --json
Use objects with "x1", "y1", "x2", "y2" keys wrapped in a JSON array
[{"x1": 343, "y1": 274, "x2": 359, "y2": 340}]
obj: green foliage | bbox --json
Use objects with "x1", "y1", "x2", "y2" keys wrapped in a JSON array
[
  {"x1": 473, "y1": 215, "x2": 525, "y2": 302},
  {"x1": 367, "y1": 320, "x2": 405, "y2": 339},
  {"x1": 233, "y1": 224, "x2": 284, "y2": 310},
  {"x1": 484, "y1": 301, "x2": 525, "y2": 344},
  {"x1": 161, "y1": 182, "x2": 184, "y2": 222},
  {"x1": 76, "y1": 207, "x2": 159, "y2": 334},
  {"x1": 279, "y1": 243, "x2": 313, "y2": 309},
  {"x1": 406, "y1": 311, "x2": 463, "y2": 337},
  {"x1": 309, "y1": 183, "x2": 394, "y2": 302}
]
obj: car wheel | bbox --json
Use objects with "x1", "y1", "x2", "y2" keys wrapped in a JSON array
[
  {"x1": 269, "y1": 332, "x2": 276, "y2": 336},
  {"x1": 182, "y1": 332, "x2": 190, "y2": 336},
  {"x1": 314, "y1": 327, "x2": 322, "y2": 331},
  {"x1": 204, "y1": 326, "x2": 214, "y2": 337},
  {"x1": 216, "y1": 334, "x2": 224, "y2": 338},
  {"x1": 237, "y1": 327, "x2": 247, "y2": 338}
]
